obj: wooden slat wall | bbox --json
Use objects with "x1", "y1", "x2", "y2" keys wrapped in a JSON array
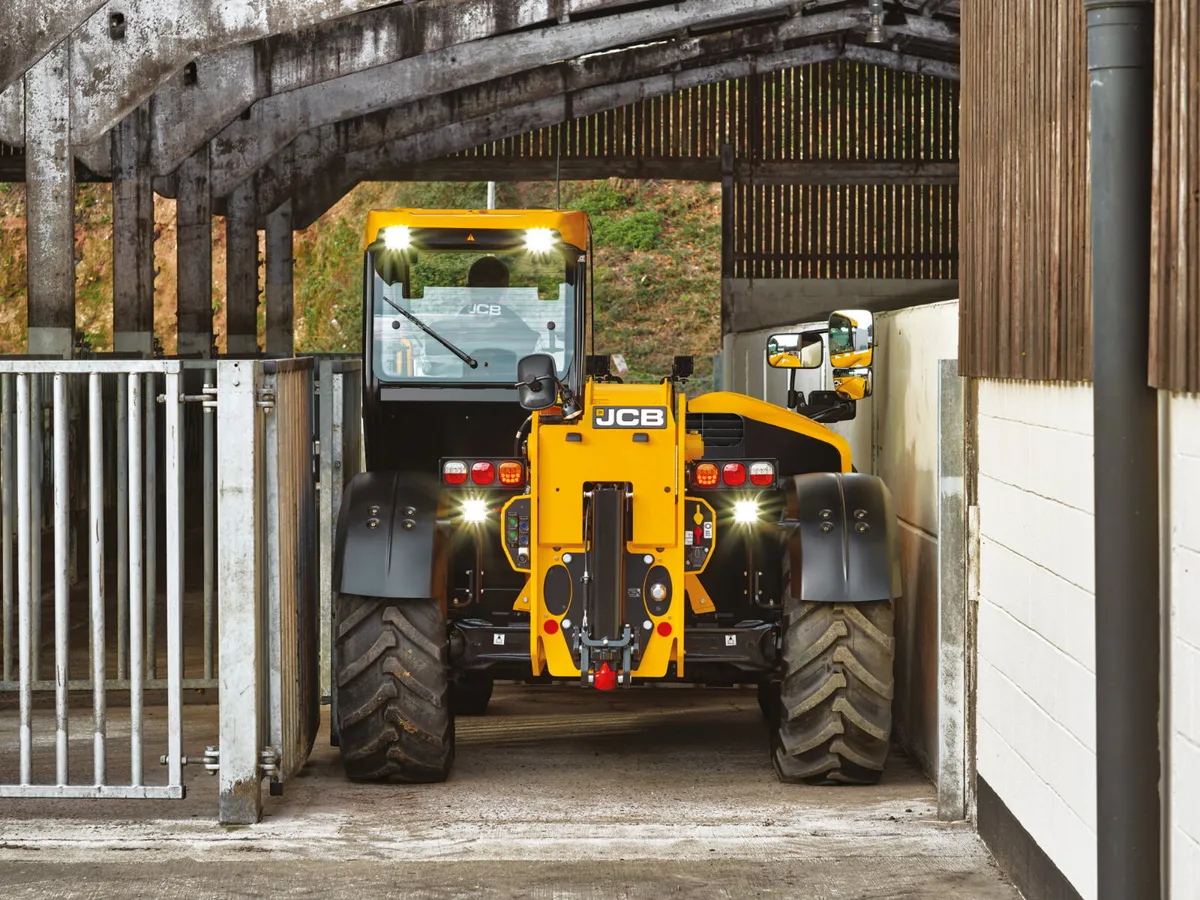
[
  {"x1": 455, "y1": 61, "x2": 959, "y2": 282},
  {"x1": 959, "y1": 1, "x2": 1091, "y2": 381},
  {"x1": 1151, "y1": 0, "x2": 1200, "y2": 393},
  {"x1": 732, "y1": 64, "x2": 959, "y2": 280}
]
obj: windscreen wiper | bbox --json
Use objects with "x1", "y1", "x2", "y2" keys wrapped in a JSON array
[{"x1": 381, "y1": 295, "x2": 478, "y2": 369}]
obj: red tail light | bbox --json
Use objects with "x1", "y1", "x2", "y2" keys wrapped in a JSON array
[
  {"x1": 443, "y1": 460, "x2": 468, "y2": 485},
  {"x1": 693, "y1": 463, "x2": 719, "y2": 487},
  {"x1": 722, "y1": 462, "x2": 746, "y2": 486},
  {"x1": 749, "y1": 462, "x2": 775, "y2": 486},
  {"x1": 498, "y1": 460, "x2": 524, "y2": 486},
  {"x1": 471, "y1": 461, "x2": 496, "y2": 485}
]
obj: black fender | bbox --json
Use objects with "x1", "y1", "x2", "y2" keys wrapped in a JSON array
[
  {"x1": 786, "y1": 472, "x2": 901, "y2": 603},
  {"x1": 333, "y1": 470, "x2": 442, "y2": 600}
]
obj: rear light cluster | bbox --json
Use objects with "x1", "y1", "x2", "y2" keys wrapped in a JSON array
[
  {"x1": 441, "y1": 458, "x2": 526, "y2": 488},
  {"x1": 688, "y1": 460, "x2": 777, "y2": 489}
]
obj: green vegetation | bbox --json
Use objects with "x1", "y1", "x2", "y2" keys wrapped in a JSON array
[{"x1": 0, "y1": 177, "x2": 723, "y2": 384}]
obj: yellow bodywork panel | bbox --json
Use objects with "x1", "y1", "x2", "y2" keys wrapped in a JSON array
[
  {"x1": 364, "y1": 208, "x2": 590, "y2": 252},
  {"x1": 536, "y1": 381, "x2": 679, "y2": 548},
  {"x1": 688, "y1": 391, "x2": 853, "y2": 473},
  {"x1": 511, "y1": 381, "x2": 713, "y2": 680}
]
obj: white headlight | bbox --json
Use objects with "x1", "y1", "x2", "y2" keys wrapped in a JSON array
[
  {"x1": 525, "y1": 227, "x2": 555, "y2": 255},
  {"x1": 733, "y1": 499, "x2": 760, "y2": 524},
  {"x1": 461, "y1": 498, "x2": 489, "y2": 523},
  {"x1": 383, "y1": 226, "x2": 412, "y2": 251}
]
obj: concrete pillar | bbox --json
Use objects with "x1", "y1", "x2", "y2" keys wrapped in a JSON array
[
  {"x1": 265, "y1": 200, "x2": 294, "y2": 357},
  {"x1": 112, "y1": 104, "x2": 155, "y2": 356},
  {"x1": 23, "y1": 46, "x2": 74, "y2": 358},
  {"x1": 176, "y1": 146, "x2": 213, "y2": 357},
  {"x1": 225, "y1": 180, "x2": 259, "y2": 356}
]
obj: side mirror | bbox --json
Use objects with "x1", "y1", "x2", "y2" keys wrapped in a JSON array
[
  {"x1": 828, "y1": 309, "x2": 874, "y2": 370},
  {"x1": 766, "y1": 332, "x2": 823, "y2": 369},
  {"x1": 516, "y1": 353, "x2": 559, "y2": 411}
]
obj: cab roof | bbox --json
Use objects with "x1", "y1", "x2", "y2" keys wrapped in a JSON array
[{"x1": 364, "y1": 208, "x2": 590, "y2": 252}]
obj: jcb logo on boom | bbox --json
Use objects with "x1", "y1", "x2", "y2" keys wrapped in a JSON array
[{"x1": 592, "y1": 406, "x2": 669, "y2": 429}]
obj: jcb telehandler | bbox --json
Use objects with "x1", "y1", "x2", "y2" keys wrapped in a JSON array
[{"x1": 332, "y1": 208, "x2": 900, "y2": 785}]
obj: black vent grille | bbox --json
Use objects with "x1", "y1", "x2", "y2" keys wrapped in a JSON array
[{"x1": 685, "y1": 413, "x2": 744, "y2": 447}]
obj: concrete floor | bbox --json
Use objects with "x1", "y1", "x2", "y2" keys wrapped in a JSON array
[{"x1": 0, "y1": 685, "x2": 1020, "y2": 899}]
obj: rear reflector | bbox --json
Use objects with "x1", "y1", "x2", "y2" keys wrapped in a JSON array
[
  {"x1": 544, "y1": 619, "x2": 560, "y2": 635},
  {"x1": 656, "y1": 621, "x2": 672, "y2": 637},
  {"x1": 443, "y1": 460, "x2": 468, "y2": 485},
  {"x1": 722, "y1": 462, "x2": 746, "y2": 486},
  {"x1": 498, "y1": 460, "x2": 524, "y2": 486},
  {"x1": 693, "y1": 463, "x2": 719, "y2": 487},
  {"x1": 471, "y1": 461, "x2": 496, "y2": 485},
  {"x1": 749, "y1": 462, "x2": 775, "y2": 486}
]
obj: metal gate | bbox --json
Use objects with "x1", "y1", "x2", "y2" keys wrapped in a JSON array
[
  {"x1": 0, "y1": 361, "x2": 186, "y2": 798},
  {"x1": 216, "y1": 358, "x2": 320, "y2": 824}
]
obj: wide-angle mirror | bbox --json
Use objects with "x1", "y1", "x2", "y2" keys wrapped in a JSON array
[
  {"x1": 766, "y1": 332, "x2": 823, "y2": 369},
  {"x1": 833, "y1": 366, "x2": 873, "y2": 400}
]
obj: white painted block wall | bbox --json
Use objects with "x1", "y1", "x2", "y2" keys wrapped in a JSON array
[
  {"x1": 975, "y1": 379, "x2": 1097, "y2": 900},
  {"x1": 1169, "y1": 393, "x2": 1200, "y2": 898}
]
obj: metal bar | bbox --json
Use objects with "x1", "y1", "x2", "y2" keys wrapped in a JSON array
[
  {"x1": 0, "y1": 361, "x2": 184, "y2": 374},
  {"x1": 127, "y1": 373, "x2": 144, "y2": 787},
  {"x1": 17, "y1": 374, "x2": 33, "y2": 785},
  {"x1": 936, "y1": 358, "x2": 966, "y2": 821},
  {"x1": 52, "y1": 374, "x2": 69, "y2": 785},
  {"x1": 29, "y1": 374, "x2": 42, "y2": 681},
  {"x1": 88, "y1": 371, "x2": 106, "y2": 785},
  {"x1": 203, "y1": 369, "x2": 215, "y2": 681},
  {"x1": 144, "y1": 372, "x2": 157, "y2": 681},
  {"x1": 163, "y1": 371, "x2": 184, "y2": 790},
  {"x1": 317, "y1": 361, "x2": 334, "y2": 701},
  {"x1": 0, "y1": 677, "x2": 219, "y2": 691},
  {"x1": 116, "y1": 375, "x2": 128, "y2": 681},
  {"x1": 217, "y1": 359, "x2": 264, "y2": 825},
  {"x1": 0, "y1": 785, "x2": 185, "y2": 799},
  {"x1": 263, "y1": 368, "x2": 284, "y2": 771},
  {"x1": 1086, "y1": 3, "x2": 1161, "y2": 898},
  {"x1": 2, "y1": 373, "x2": 13, "y2": 683}
]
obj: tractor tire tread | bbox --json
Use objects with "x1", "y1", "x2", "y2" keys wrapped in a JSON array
[{"x1": 334, "y1": 595, "x2": 454, "y2": 783}]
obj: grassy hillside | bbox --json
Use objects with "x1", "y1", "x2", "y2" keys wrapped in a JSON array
[{"x1": 0, "y1": 178, "x2": 723, "y2": 381}]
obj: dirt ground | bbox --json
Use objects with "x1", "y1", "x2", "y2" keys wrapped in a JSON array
[{"x1": 0, "y1": 685, "x2": 1019, "y2": 899}]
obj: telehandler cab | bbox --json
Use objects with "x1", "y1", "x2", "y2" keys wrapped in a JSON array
[{"x1": 332, "y1": 207, "x2": 900, "y2": 786}]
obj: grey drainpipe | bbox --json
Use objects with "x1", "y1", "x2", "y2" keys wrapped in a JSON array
[{"x1": 1085, "y1": 3, "x2": 1161, "y2": 899}]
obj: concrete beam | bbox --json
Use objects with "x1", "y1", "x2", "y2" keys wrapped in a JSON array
[
  {"x1": 67, "y1": 0, "x2": 405, "y2": 146},
  {"x1": 0, "y1": 0, "x2": 105, "y2": 94},
  {"x1": 112, "y1": 104, "x2": 155, "y2": 355},
  {"x1": 176, "y1": 145, "x2": 212, "y2": 357},
  {"x1": 285, "y1": 41, "x2": 896, "y2": 227},
  {"x1": 148, "y1": 0, "x2": 647, "y2": 177},
  {"x1": 206, "y1": 0, "x2": 809, "y2": 198},
  {"x1": 264, "y1": 201, "x2": 293, "y2": 357},
  {"x1": 722, "y1": 279, "x2": 961, "y2": 334},
  {"x1": 24, "y1": 47, "x2": 75, "y2": 359},
  {"x1": 253, "y1": 24, "x2": 791, "y2": 214},
  {"x1": 225, "y1": 179, "x2": 259, "y2": 356}
]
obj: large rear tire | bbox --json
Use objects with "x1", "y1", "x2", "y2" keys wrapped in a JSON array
[
  {"x1": 334, "y1": 595, "x2": 454, "y2": 783},
  {"x1": 772, "y1": 582, "x2": 895, "y2": 785}
]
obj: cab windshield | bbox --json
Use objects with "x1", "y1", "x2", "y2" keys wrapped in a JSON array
[{"x1": 370, "y1": 233, "x2": 577, "y2": 385}]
